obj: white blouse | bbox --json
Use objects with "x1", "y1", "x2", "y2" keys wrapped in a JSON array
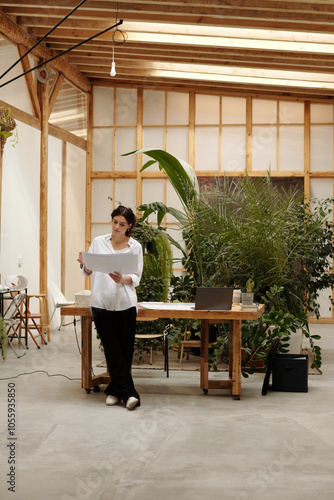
[{"x1": 82, "y1": 234, "x2": 143, "y2": 311}]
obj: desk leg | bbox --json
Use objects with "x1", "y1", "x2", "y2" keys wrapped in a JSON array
[
  {"x1": 81, "y1": 316, "x2": 93, "y2": 391},
  {"x1": 231, "y1": 319, "x2": 242, "y2": 399},
  {"x1": 200, "y1": 319, "x2": 209, "y2": 393}
]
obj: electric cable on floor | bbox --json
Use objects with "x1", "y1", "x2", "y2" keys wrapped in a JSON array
[
  {"x1": 0, "y1": 370, "x2": 81, "y2": 381},
  {"x1": 0, "y1": 318, "x2": 96, "y2": 382}
]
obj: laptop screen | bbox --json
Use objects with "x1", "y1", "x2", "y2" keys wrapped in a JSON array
[{"x1": 195, "y1": 287, "x2": 234, "y2": 310}]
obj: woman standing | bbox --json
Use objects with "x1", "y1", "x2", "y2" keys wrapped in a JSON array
[{"x1": 77, "y1": 206, "x2": 143, "y2": 410}]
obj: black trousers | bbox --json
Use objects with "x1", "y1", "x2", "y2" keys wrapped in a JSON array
[{"x1": 91, "y1": 306, "x2": 140, "y2": 405}]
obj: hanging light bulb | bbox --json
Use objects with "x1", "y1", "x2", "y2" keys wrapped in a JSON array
[{"x1": 110, "y1": 45, "x2": 116, "y2": 77}]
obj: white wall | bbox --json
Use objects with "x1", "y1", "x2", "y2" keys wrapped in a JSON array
[
  {"x1": 65, "y1": 143, "x2": 86, "y2": 300},
  {"x1": 48, "y1": 135, "x2": 62, "y2": 289},
  {"x1": 0, "y1": 121, "x2": 41, "y2": 293},
  {"x1": 0, "y1": 40, "x2": 85, "y2": 313},
  {"x1": 0, "y1": 42, "x2": 33, "y2": 114}
]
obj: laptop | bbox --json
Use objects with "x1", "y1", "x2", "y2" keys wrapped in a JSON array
[{"x1": 194, "y1": 287, "x2": 234, "y2": 310}]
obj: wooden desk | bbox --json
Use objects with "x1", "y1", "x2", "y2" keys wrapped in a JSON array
[{"x1": 61, "y1": 303, "x2": 265, "y2": 399}]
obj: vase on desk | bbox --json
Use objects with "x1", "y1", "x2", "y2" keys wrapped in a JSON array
[{"x1": 241, "y1": 292, "x2": 254, "y2": 306}]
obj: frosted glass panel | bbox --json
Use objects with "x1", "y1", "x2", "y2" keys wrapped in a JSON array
[
  {"x1": 143, "y1": 90, "x2": 165, "y2": 125},
  {"x1": 92, "y1": 179, "x2": 113, "y2": 222},
  {"x1": 143, "y1": 127, "x2": 165, "y2": 154},
  {"x1": 115, "y1": 179, "x2": 137, "y2": 211},
  {"x1": 279, "y1": 126, "x2": 304, "y2": 172},
  {"x1": 252, "y1": 125, "x2": 277, "y2": 171},
  {"x1": 142, "y1": 179, "x2": 165, "y2": 222},
  {"x1": 222, "y1": 97, "x2": 246, "y2": 124},
  {"x1": 195, "y1": 127, "x2": 219, "y2": 171},
  {"x1": 92, "y1": 128, "x2": 113, "y2": 171},
  {"x1": 253, "y1": 99, "x2": 277, "y2": 124},
  {"x1": 279, "y1": 101, "x2": 304, "y2": 124},
  {"x1": 167, "y1": 92, "x2": 189, "y2": 125},
  {"x1": 115, "y1": 88, "x2": 137, "y2": 126},
  {"x1": 115, "y1": 128, "x2": 137, "y2": 171},
  {"x1": 311, "y1": 104, "x2": 333, "y2": 124},
  {"x1": 310, "y1": 125, "x2": 333, "y2": 171},
  {"x1": 166, "y1": 127, "x2": 188, "y2": 162},
  {"x1": 93, "y1": 87, "x2": 114, "y2": 126},
  {"x1": 221, "y1": 126, "x2": 246, "y2": 172},
  {"x1": 310, "y1": 178, "x2": 333, "y2": 200},
  {"x1": 195, "y1": 94, "x2": 219, "y2": 124},
  {"x1": 166, "y1": 179, "x2": 184, "y2": 223},
  {"x1": 91, "y1": 224, "x2": 111, "y2": 240}
]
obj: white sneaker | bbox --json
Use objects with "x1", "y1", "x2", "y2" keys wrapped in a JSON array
[
  {"x1": 126, "y1": 397, "x2": 139, "y2": 411},
  {"x1": 106, "y1": 395, "x2": 119, "y2": 406}
]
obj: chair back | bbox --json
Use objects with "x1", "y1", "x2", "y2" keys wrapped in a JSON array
[{"x1": 5, "y1": 275, "x2": 28, "y2": 291}]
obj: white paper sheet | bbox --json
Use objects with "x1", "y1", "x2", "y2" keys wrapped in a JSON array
[
  {"x1": 82, "y1": 252, "x2": 138, "y2": 275},
  {"x1": 139, "y1": 302, "x2": 195, "y2": 310}
]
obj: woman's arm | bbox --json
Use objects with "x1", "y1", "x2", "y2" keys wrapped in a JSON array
[{"x1": 77, "y1": 251, "x2": 92, "y2": 275}]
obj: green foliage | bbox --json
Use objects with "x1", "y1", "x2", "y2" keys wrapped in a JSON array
[
  {"x1": 123, "y1": 149, "x2": 199, "y2": 207},
  {"x1": 210, "y1": 285, "x2": 314, "y2": 377},
  {"x1": 126, "y1": 149, "x2": 333, "y2": 370},
  {"x1": 0, "y1": 315, "x2": 8, "y2": 361},
  {"x1": 0, "y1": 107, "x2": 18, "y2": 146},
  {"x1": 133, "y1": 222, "x2": 173, "y2": 361},
  {"x1": 134, "y1": 222, "x2": 173, "y2": 302}
]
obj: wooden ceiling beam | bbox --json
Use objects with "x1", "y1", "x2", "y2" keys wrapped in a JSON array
[
  {"x1": 6, "y1": 0, "x2": 334, "y2": 18},
  {"x1": 5, "y1": 7, "x2": 334, "y2": 33},
  {"x1": 68, "y1": 55, "x2": 334, "y2": 75},
  {"x1": 88, "y1": 74, "x2": 334, "y2": 99},
  {"x1": 17, "y1": 43, "x2": 40, "y2": 118},
  {"x1": 0, "y1": 11, "x2": 91, "y2": 93}
]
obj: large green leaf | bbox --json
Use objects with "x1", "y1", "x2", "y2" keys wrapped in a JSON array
[{"x1": 123, "y1": 148, "x2": 199, "y2": 206}]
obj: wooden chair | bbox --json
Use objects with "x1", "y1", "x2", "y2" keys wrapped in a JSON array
[
  {"x1": 179, "y1": 326, "x2": 218, "y2": 364},
  {"x1": 179, "y1": 326, "x2": 201, "y2": 363},
  {"x1": 24, "y1": 294, "x2": 50, "y2": 348},
  {"x1": 135, "y1": 332, "x2": 169, "y2": 377},
  {"x1": 3, "y1": 291, "x2": 27, "y2": 358}
]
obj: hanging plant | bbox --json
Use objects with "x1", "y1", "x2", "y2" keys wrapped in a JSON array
[{"x1": 0, "y1": 107, "x2": 18, "y2": 150}]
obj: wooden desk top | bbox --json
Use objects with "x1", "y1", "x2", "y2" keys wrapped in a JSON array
[{"x1": 61, "y1": 303, "x2": 265, "y2": 321}]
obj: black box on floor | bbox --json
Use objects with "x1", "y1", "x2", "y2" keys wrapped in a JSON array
[{"x1": 271, "y1": 353, "x2": 308, "y2": 392}]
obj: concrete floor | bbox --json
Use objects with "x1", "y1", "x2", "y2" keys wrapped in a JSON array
[{"x1": 0, "y1": 322, "x2": 334, "y2": 500}]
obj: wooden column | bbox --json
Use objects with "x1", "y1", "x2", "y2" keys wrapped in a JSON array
[
  {"x1": 85, "y1": 91, "x2": 93, "y2": 290},
  {"x1": 304, "y1": 101, "x2": 311, "y2": 200},
  {"x1": 61, "y1": 141, "x2": 67, "y2": 293},
  {"x1": 246, "y1": 96, "x2": 252, "y2": 174},
  {"x1": 136, "y1": 88, "x2": 143, "y2": 207},
  {"x1": 188, "y1": 92, "x2": 195, "y2": 168},
  {"x1": 38, "y1": 77, "x2": 49, "y2": 295}
]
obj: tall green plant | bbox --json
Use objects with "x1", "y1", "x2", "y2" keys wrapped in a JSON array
[
  {"x1": 133, "y1": 221, "x2": 173, "y2": 302},
  {"x1": 0, "y1": 315, "x2": 8, "y2": 361},
  {"x1": 125, "y1": 149, "x2": 334, "y2": 368}
]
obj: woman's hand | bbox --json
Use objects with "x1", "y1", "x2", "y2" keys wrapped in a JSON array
[
  {"x1": 109, "y1": 272, "x2": 132, "y2": 284},
  {"x1": 77, "y1": 252, "x2": 92, "y2": 275},
  {"x1": 77, "y1": 251, "x2": 85, "y2": 266}
]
